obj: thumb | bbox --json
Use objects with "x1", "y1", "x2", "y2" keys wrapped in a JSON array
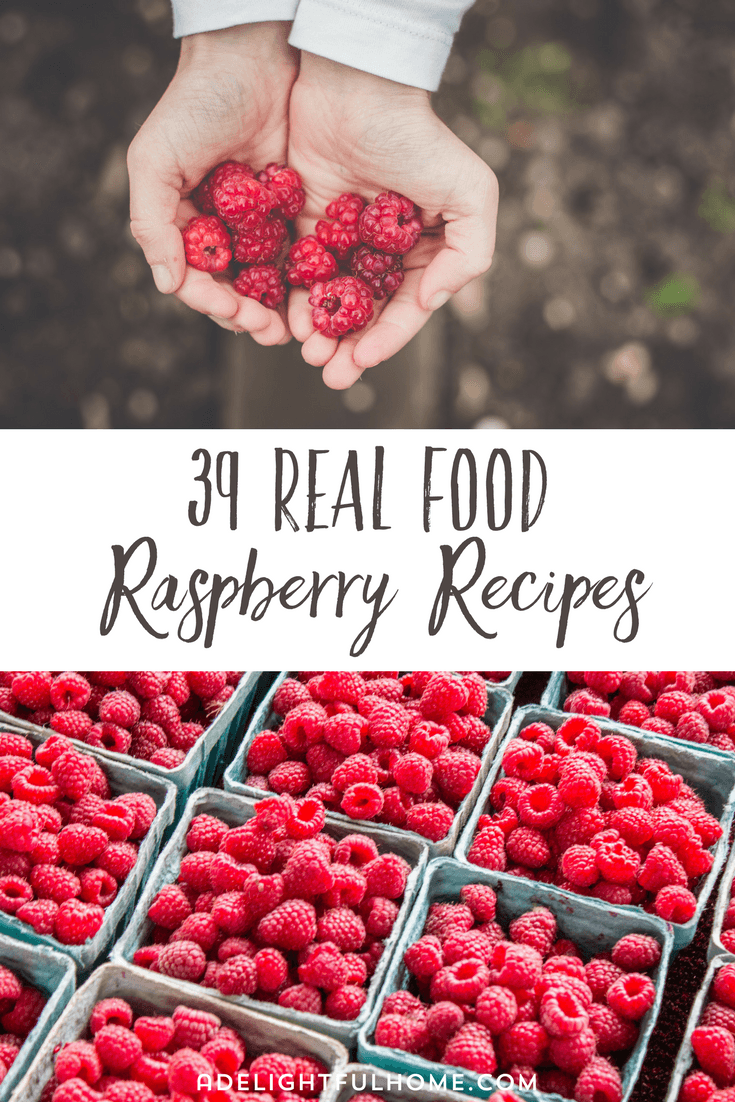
[
  {"x1": 418, "y1": 161, "x2": 499, "y2": 311},
  {"x1": 127, "y1": 137, "x2": 187, "y2": 294}
]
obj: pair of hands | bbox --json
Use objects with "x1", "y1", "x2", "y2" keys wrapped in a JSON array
[{"x1": 127, "y1": 22, "x2": 499, "y2": 390}]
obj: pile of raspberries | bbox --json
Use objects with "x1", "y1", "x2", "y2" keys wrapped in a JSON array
[
  {"x1": 679, "y1": 961, "x2": 735, "y2": 1101},
  {"x1": 0, "y1": 962, "x2": 46, "y2": 1083},
  {"x1": 42, "y1": 996, "x2": 330, "y2": 1102},
  {"x1": 183, "y1": 161, "x2": 422, "y2": 335},
  {"x1": 0, "y1": 729, "x2": 157, "y2": 944},
  {"x1": 132, "y1": 795, "x2": 411, "y2": 1022},
  {"x1": 560, "y1": 672, "x2": 735, "y2": 753},
  {"x1": 375, "y1": 883, "x2": 663, "y2": 1102},
  {"x1": 244, "y1": 672, "x2": 493, "y2": 842},
  {"x1": 466, "y1": 715, "x2": 723, "y2": 924},
  {"x1": 0, "y1": 672, "x2": 241, "y2": 770}
]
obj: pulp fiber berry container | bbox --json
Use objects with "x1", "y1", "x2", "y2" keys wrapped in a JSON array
[
  {"x1": 0, "y1": 672, "x2": 263, "y2": 812},
  {"x1": 708, "y1": 839, "x2": 735, "y2": 961},
  {"x1": 12, "y1": 962, "x2": 350, "y2": 1102},
  {"x1": 223, "y1": 673, "x2": 514, "y2": 859},
  {"x1": 333, "y1": 1063, "x2": 471, "y2": 1102},
  {"x1": 0, "y1": 933, "x2": 76, "y2": 1102},
  {"x1": 663, "y1": 954, "x2": 731, "y2": 1102},
  {"x1": 454, "y1": 705, "x2": 735, "y2": 953},
  {"x1": 0, "y1": 723, "x2": 176, "y2": 975},
  {"x1": 358, "y1": 857, "x2": 672, "y2": 1102},
  {"x1": 111, "y1": 787, "x2": 429, "y2": 1049},
  {"x1": 541, "y1": 673, "x2": 734, "y2": 761}
]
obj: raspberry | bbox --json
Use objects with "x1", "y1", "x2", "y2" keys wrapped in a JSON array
[
  {"x1": 55, "y1": 1041, "x2": 102, "y2": 1085},
  {"x1": 171, "y1": 1004, "x2": 220, "y2": 1049},
  {"x1": 12, "y1": 671, "x2": 53, "y2": 709},
  {"x1": 427, "y1": 1000, "x2": 465, "y2": 1041},
  {"x1": 540, "y1": 987, "x2": 590, "y2": 1037},
  {"x1": 488, "y1": 942, "x2": 543, "y2": 988},
  {"x1": 180, "y1": 214, "x2": 230, "y2": 273},
  {"x1": 31, "y1": 864, "x2": 80, "y2": 902},
  {"x1": 231, "y1": 215, "x2": 288, "y2": 266},
  {"x1": 364, "y1": 853, "x2": 409, "y2": 898},
  {"x1": 278, "y1": 984, "x2": 323, "y2": 1015},
  {"x1": 268, "y1": 760, "x2": 311, "y2": 796},
  {"x1": 233, "y1": 264, "x2": 285, "y2": 309},
  {"x1": 54, "y1": 899, "x2": 104, "y2": 943},
  {"x1": 564, "y1": 688, "x2": 610, "y2": 716},
  {"x1": 518, "y1": 784, "x2": 564, "y2": 829},
  {"x1": 212, "y1": 165, "x2": 273, "y2": 229},
  {"x1": 59, "y1": 825, "x2": 108, "y2": 865},
  {"x1": 359, "y1": 192, "x2": 421, "y2": 255},
  {"x1": 655, "y1": 884, "x2": 697, "y2": 922},
  {"x1": 51, "y1": 673, "x2": 91, "y2": 712},
  {"x1": 148, "y1": 884, "x2": 192, "y2": 929},
  {"x1": 309, "y1": 276, "x2": 374, "y2": 337},
  {"x1": 362, "y1": 896, "x2": 398, "y2": 937},
  {"x1": 94, "y1": 1024, "x2": 142, "y2": 1072},
  {"x1": 588, "y1": 1002, "x2": 639, "y2": 1053},
  {"x1": 714, "y1": 965, "x2": 735, "y2": 1009},
  {"x1": 606, "y1": 972, "x2": 656, "y2": 1020},
  {"x1": 96, "y1": 841, "x2": 138, "y2": 881},
  {"x1": 496, "y1": 1021, "x2": 549, "y2": 1067},
  {"x1": 574, "y1": 1057, "x2": 623, "y2": 1102},
  {"x1": 114, "y1": 793, "x2": 156, "y2": 840},
  {"x1": 677, "y1": 712, "x2": 712, "y2": 744},
  {"x1": 332, "y1": 755, "x2": 378, "y2": 793},
  {"x1": 443, "y1": 1023, "x2": 497, "y2": 1074},
  {"x1": 257, "y1": 163, "x2": 305, "y2": 218},
  {"x1": 0, "y1": 873, "x2": 31, "y2": 917},
  {"x1": 341, "y1": 783, "x2": 384, "y2": 820},
  {"x1": 391, "y1": 752, "x2": 432, "y2": 794},
  {"x1": 257, "y1": 899, "x2": 317, "y2": 950},
  {"x1": 215, "y1": 954, "x2": 257, "y2": 996},
  {"x1": 434, "y1": 748, "x2": 481, "y2": 804},
  {"x1": 247, "y1": 732, "x2": 287, "y2": 776},
  {"x1": 548, "y1": 1026, "x2": 597, "y2": 1074},
  {"x1": 284, "y1": 235, "x2": 339, "y2": 289},
  {"x1": 595, "y1": 839, "x2": 640, "y2": 884},
  {"x1": 404, "y1": 935, "x2": 444, "y2": 977},
  {"x1": 476, "y1": 985, "x2": 518, "y2": 1033},
  {"x1": 699, "y1": 691, "x2": 735, "y2": 731},
  {"x1": 98, "y1": 690, "x2": 141, "y2": 728},
  {"x1": 168, "y1": 1048, "x2": 213, "y2": 1094},
  {"x1": 506, "y1": 826, "x2": 550, "y2": 869},
  {"x1": 638, "y1": 843, "x2": 687, "y2": 892},
  {"x1": 349, "y1": 246, "x2": 404, "y2": 300},
  {"x1": 157, "y1": 939, "x2": 207, "y2": 981},
  {"x1": 679, "y1": 1071, "x2": 718, "y2": 1102},
  {"x1": 611, "y1": 933, "x2": 662, "y2": 972},
  {"x1": 509, "y1": 907, "x2": 557, "y2": 955},
  {"x1": 692, "y1": 1027, "x2": 735, "y2": 1087},
  {"x1": 702, "y1": 1002, "x2": 735, "y2": 1033},
  {"x1": 317, "y1": 907, "x2": 365, "y2": 951}
]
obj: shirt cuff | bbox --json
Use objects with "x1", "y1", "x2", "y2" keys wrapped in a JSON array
[
  {"x1": 289, "y1": 0, "x2": 468, "y2": 91},
  {"x1": 172, "y1": 0, "x2": 299, "y2": 38}
]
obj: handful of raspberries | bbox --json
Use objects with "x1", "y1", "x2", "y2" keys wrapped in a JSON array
[
  {"x1": 0, "y1": 728, "x2": 158, "y2": 944},
  {"x1": 44, "y1": 996, "x2": 330, "y2": 1102},
  {"x1": 133, "y1": 794, "x2": 412, "y2": 1023},
  {"x1": 374, "y1": 880, "x2": 664, "y2": 1102},
  {"x1": 467, "y1": 714, "x2": 723, "y2": 925},
  {"x1": 244, "y1": 671, "x2": 494, "y2": 843},
  {"x1": 183, "y1": 161, "x2": 422, "y2": 335}
]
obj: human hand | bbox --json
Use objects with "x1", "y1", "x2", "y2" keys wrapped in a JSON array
[
  {"x1": 127, "y1": 23, "x2": 298, "y2": 344},
  {"x1": 286, "y1": 53, "x2": 500, "y2": 388}
]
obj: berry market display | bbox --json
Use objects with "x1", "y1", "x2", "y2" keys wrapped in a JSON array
[
  {"x1": 183, "y1": 161, "x2": 423, "y2": 335},
  {"x1": 242, "y1": 672, "x2": 496, "y2": 843},
  {"x1": 0, "y1": 673, "x2": 242, "y2": 770}
]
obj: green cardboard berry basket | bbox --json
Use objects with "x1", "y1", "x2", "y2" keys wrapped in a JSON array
[
  {"x1": 333, "y1": 1063, "x2": 472, "y2": 1102},
  {"x1": 542, "y1": 672, "x2": 734, "y2": 762},
  {"x1": 664, "y1": 954, "x2": 731, "y2": 1102},
  {"x1": 0, "y1": 933, "x2": 76, "y2": 1102},
  {"x1": 0, "y1": 723, "x2": 176, "y2": 976},
  {"x1": 11, "y1": 962, "x2": 349, "y2": 1102},
  {"x1": 223, "y1": 673, "x2": 513, "y2": 859},
  {"x1": 455, "y1": 705, "x2": 735, "y2": 953},
  {"x1": 358, "y1": 857, "x2": 673, "y2": 1102},
  {"x1": 0, "y1": 672, "x2": 264, "y2": 813},
  {"x1": 111, "y1": 786, "x2": 429, "y2": 1050},
  {"x1": 708, "y1": 836, "x2": 735, "y2": 961}
]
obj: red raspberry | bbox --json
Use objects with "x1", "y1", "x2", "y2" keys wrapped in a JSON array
[
  {"x1": 317, "y1": 907, "x2": 366, "y2": 951},
  {"x1": 391, "y1": 752, "x2": 432, "y2": 795},
  {"x1": 588, "y1": 1002, "x2": 639, "y2": 1054},
  {"x1": 332, "y1": 755, "x2": 379, "y2": 793},
  {"x1": 595, "y1": 839, "x2": 641, "y2": 884},
  {"x1": 1, "y1": 982, "x2": 44, "y2": 1036},
  {"x1": 364, "y1": 853, "x2": 409, "y2": 898},
  {"x1": 54, "y1": 899, "x2": 104, "y2": 943},
  {"x1": 31, "y1": 864, "x2": 80, "y2": 903},
  {"x1": 79, "y1": 868, "x2": 117, "y2": 907},
  {"x1": 564, "y1": 688, "x2": 611, "y2": 716},
  {"x1": 611, "y1": 933, "x2": 662, "y2": 972},
  {"x1": 284, "y1": 235, "x2": 339, "y2": 289},
  {"x1": 256, "y1": 899, "x2": 317, "y2": 950},
  {"x1": 606, "y1": 972, "x2": 656, "y2": 1020},
  {"x1": 332, "y1": 834, "x2": 378, "y2": 867},
  {"x1": 51, "y1": 673, "x2": 91, "y2": 712},
  {"x1": 548, "y1": 1025, "x2": 597, "y2": 1074},
  {"x1": 257, "y1": 163, "x2": 305, "y2": 218},
  {"x1": 55, "y1": 1041, "x2": 102, "y2": 1085},
  {"x1": 113, "y1": 794, "x2": 156, "y2": 841},
  {"x1": 95, "y1": 841, "x2": 138, "y2": 882},
  {"x1": 98, "y1": 691, "x2": 141, "y2": 728},
  {"x1": 171, "y1": 1004, "x2": 221, "y2": 1048},
  {"x1": 157, "y1": 939, "x2": 206, "y2": 981},
  {"x1": 317, "y1": 671, "x2": 368, "y2": 704},
  {"x1": 212, "y1": 165, "x2": 274, "y2": 229},
  {"x1": 434, "y1": 748, "x2": 481, "y2": 804},
  {"x1": 540, "y1": 987, "x2": 589, "y2": 1037},
  {"x1": 427, "y1": 1000, "x2": 465, "y2": 1041},
  {"x1": 509, "y1": 907, "x2": 557, "y2": 955},
  {"x1": 278, "y1": 984, "x2": 322, "y2": 1015},
  {"x1": 349, "y1": 246, "x2": 404, "y2": 300},
  {"x1": 404, "y1": 935, "x2": 443, "y2": 977},
  {"x1": 518, "y1": 784, "x2": 564, "y2": 829},
  {"x1": 501, "y1": 740, "x2": 544, "y2": 782},
  {"x1": 362, "y1": 896, "x2": 398, "y2": 938},
  {"x1": 15, "y1": 897, "x2": 56, "y2": 935},
  {"x1": 148, "y1": 884, "x2": 192, "y2": 929},
  {"x1": 247, "y1": 732, "x2": 287, "y2": 776},
  {"x1": 713, "y1": 964, "x2": 735, "y2": 1009},
  {"x1": 12, "y1": 764, "x2": 59, "y2": 805},
  {"x1": 488, "y1": 942, "x2": 543, "y2": 988},
  {"x1": 506, "y1": 826, "x2": 550, "y2": 869},
  {"x1": 180, "y1": 211, "x2": 232, "y2": 272},
  {"x1": 699, "y1": 691, "x2": 735, "y2": 731},
  {"x1": 233, "y1": 264, "x2": 285, "y2": 309},
  {"x1": 0, "y1": 874, "x2": 32, "y2": 912},
  {"x1": 585, "y1": 958, "x2": 624, "y2": 1001},
  {"x1": 341, "y1": 783, "x2": 384, "y2": 820},
  {"x1": 233, "y1": 217, "x2": 289, "y2": 265},
  {"x1": 655, "y1": 884, "x2": 697, "y2": 922},
  {"x1": 476, "y1": 985, "x2": 518, "y2": 1033},
  {"x1": 309, "y1": 276, "x2": 374, "y2": 337},
  {"x1": 637, "y1": 843, "x2": 687, "y2": 892},
  {"x1": 93, "y1": 1023, "x2": 142, "y2": 1071},
  {"x1": 677, "y1": 712, "x2": 711, "y2": 744},
  {"x1": 12, "y1": 671, "x2": 53, "y2": 709},
  {"x1": 272, "y1": 678, "x2": 312, "y2": 716},
  {"x1": 50, "y1": 712, "x2": 94, "y2": 739},
  {"x1": 215, "y1": 955, "x2": 257, "y2": 996},
  {"x1": 359, "y1": 192, "x2": 421, "y2": 255},
  {"x1": 59, "y1": 825, "x2": 108, "y2": 865},
  {"x1": 322, "y1": 985, "x2": 365, "y2": 1021},
  {"x1": 467, "y1": 825, "x2": 507, "y2": 870},
  {"x1": 692, "y1": 1027, "x2": 735, "y2": 1087},
  {"x1": 298, "y1": 942, "x2": 349, "y2": 990},
  {"x1": 679, "y1": 1071, "x2": 718, "y2": 1102},
  {"x1": 168, "y1": 1048, "x2": 213, "y2": 1094},
  {"x1": 443, "y1": 1022, "x2": 497, "y2": 1073},
  {"x1": 574, "y1": 1057, "x2": 623, "y2": 1102},
  {"x1": 496, "y1": 1021, "x2": 548, "y2": 1067},
  {"x1": 409, "y1": 721, "x2": 450, "y2": 760},
  {"x1": 268, "y1": 760, "x2": 311, "y2": 796}
]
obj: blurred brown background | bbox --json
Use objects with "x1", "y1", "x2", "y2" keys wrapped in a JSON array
[{"x1": 1, "y1": 0, "x2": 734, "y2": 428}]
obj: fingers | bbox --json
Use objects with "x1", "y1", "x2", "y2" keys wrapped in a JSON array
[
  {"x1": 176, "y1": 268, "x2": 289, "y2": 345},
  {"x1": 418, "y1": 164, "x2": 499, "y2": 311},
  {"x1": 352, "y1": 271, "x2": 431, "y2": 370},
  {"x1": 127, "y1": 138, "x2": 187, "y2": 294},
  {"x1": 287, "y1": 287, "x2": 316, "y2": 343}
]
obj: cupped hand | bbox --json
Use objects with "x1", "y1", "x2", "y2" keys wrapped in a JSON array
[
  {"x1": 127, "y1": 23, "x2": 298, "y2": 344},
  {"x1": 286, "y1": 53, "x2": 500, "y2": 388}
]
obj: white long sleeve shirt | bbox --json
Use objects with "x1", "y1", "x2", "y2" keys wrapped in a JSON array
[{"x1": 171, "y1": 0, "x2": 474, "y2": 90}]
